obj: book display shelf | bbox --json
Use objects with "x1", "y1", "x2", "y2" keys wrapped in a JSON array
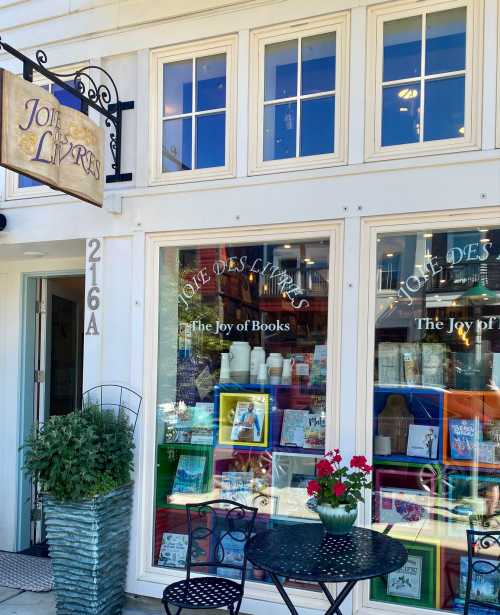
[{"x1": 154, "y1": 381, "x2": 326, "y2": 575}]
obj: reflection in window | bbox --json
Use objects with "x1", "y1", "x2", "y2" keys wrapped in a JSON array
[
  {"x1": 153, "y1": 240, "x2": 331, "y2": 590},
  {"x1": 18, "y1": 80, "x2": 83, "y2": 189},
  {"x1": 263, "y1": 33, "x2": 336, "y2": 161},
  {"x1": 162, "y1": 54, "x2": 227, "y2": 172},
  {"x1": 371, "y1": 227, "x2": 500, "y2": 613},
  {"x1": 381, "y1": 7, "x2": 466, "y2": 147}
]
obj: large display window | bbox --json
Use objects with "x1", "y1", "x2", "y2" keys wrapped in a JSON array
[
  {"x1": 368, "y1": 222, "x2": 500, "y2": 613},
  {"x1": 147, "y1": 226, "x2": 340, "y2": 597}
]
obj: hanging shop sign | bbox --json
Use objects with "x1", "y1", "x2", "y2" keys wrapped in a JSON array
[{"x1": 0, "y1": 69, "x2": 104, "y2": 207}]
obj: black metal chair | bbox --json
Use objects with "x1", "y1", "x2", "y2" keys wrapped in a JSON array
[
  {"x1": 463, "y1": 528, "x2": 500, "y2": 615},
  {"x1": 162, "y1": 499, "x2": 258, "y2": 615}
]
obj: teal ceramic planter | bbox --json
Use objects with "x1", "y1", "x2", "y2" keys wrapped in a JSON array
[
  {"x1": 316, "y1": 504, "x2": 357, "y2": 535},
  {"x1": 44, "y1": 483, "x2": 133, "y2": 615}
]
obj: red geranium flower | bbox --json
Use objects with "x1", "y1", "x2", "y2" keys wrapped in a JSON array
[
  {"x1": 334, "y1": 448, "x2": 340, "y2": 453},
  {"x1": 307, "y1": 480, "x2": 321, "y2": 496},
  {"x1": 350, "y1": 455, "x2": 368, "y2": 469},
  {"x1": 361, "y1": 463, "x2": 373, "y2": 473},
  {"x1": 332, "y1": 453, "x2": 342, "y2": 463},
  {"x1": 316, "y1": 459, "x2": 333, "y2": 478},
  {"x1": 332, "y1": 482, "x2": 346, "y2": 497}
]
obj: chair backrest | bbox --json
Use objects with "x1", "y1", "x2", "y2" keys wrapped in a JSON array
[
  {"x1": 465, "y1": 529, "x2": 500, "y2": 608},
  {"x1": 185, "y1": 499, "x2": 258, "y2": 585}
]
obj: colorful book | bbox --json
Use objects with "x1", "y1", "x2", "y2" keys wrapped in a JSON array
[
  {"x1": 230, "y1": 401, "x2": 264, "y2": 444},
  {"x1": 310, "y1": 345, "x2": 327, "y2": 386},
  {"x1": 449, "y1": 419, "x2": 481, "y2": 460},
  {"x1": 280, "y1": 409, "x2": 307, "y2": 447},
  {"x1": 303, "y1": 413, "x2": 326, "y2": 450},
  {"x1": 190, "y1": 403, "x2": 214, "y2": 445},
  {"x1": 387, "y1": 555, "x2": 423, "y2": 600},
  {"x1": 216, "y1": 532, "x2": 247, "y2": 579},
  {"x1": 221, "y1": 471, "x2": 253, "y2": 506},
  {"x1": 172, "y1": 455, "x2": 206, "y2": 494},
  {"x1": 406, "y1": 424, "x2": 439, "y2": 459},
  {"x1": 459, "y1": 556, "x2": 500, "y2": 604},
  {"x1": 379, "y1": 488, "x2": 429, "y2": 524},
  {"x1": 158, "y1": 532, "x2": 189, "y2": 568}
]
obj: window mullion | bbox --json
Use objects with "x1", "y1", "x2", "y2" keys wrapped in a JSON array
[
  {"x1": 419, "y1": 11, "x2": 427, "y2": 144},
  {"x1": 191, "y1": 58, "x2": 196, "y2": 170},
  {"x1": 296, "y1": 37, "x2": 302, "y2": 157}
]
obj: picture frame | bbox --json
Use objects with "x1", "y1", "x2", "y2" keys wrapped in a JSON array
[
  {"x1": 370, "y1": 539, "x2": 439, "y2": 609},
  {"x1": 218, "y1": 392, "x2": 270, "y2": 448}
]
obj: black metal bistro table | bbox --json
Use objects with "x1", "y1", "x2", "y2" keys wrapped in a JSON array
[{"x1": 245, "y1": 524, "x2": 407, "y2": 615}]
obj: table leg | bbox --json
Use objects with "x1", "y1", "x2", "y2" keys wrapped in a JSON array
[
  {"x1": 318, "y1": 582, "x2": 343, "y2": 615},
  {"x1": 323, "y1": 580, "x2": 357, "y2": 615},
  {"x1": 269, "y1": 573, "x2": 300, "y2": 615}
]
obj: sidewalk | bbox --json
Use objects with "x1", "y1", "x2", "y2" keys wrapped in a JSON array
[{"x1": 0, "y1": 589, "x2": 234, "y2": 614}]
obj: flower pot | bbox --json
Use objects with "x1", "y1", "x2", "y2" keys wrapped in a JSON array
[
  {"x1": 316, "y1": 503, "x2": 357, "y2": 535},
  {"x1": 44, "y1": 483, "x2": 133, "y2": 615}
]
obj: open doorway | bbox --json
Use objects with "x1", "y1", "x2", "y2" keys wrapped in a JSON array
[{"x1": 22, "y1": 274, "x2": 85, "y2": 555}]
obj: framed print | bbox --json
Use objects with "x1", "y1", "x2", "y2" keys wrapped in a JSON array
[
  {"x1": 370, "y1": 539, "x2": 439, "y2": 609},
  {"x1": 218, "y1": 392, "x2": 270, "y2": 448}
]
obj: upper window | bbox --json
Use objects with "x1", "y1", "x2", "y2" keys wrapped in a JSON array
[
  {"x1": 150, "y1": 36, "x2": 236, "y2": 184},
  {"x1": 249, "y1": 13, "x2": 349, "y2": 175},
  {"x1": 366, "y1": 0, "x2": 482, "y2": 161},
  {"x1": 5, "y1": 64, "x2": 88, "y2": 199}
]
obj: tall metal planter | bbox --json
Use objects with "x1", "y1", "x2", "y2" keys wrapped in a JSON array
[{"x1": 44, "y1": 483, "x2": 133, "y2": 615}]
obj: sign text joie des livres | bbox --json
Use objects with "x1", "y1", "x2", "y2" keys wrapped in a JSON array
[{"x1": 0, "y1": 69, "x2": 104, "y2": 207}]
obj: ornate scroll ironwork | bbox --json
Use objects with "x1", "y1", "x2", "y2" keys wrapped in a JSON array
[{"x1": 0, "y1": 38, "x2": 133, "y2": 183}]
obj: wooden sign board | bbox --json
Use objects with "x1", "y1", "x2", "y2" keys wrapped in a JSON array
[{"x1": 0, "y1": 69, "x2": 104, "y2": 207}]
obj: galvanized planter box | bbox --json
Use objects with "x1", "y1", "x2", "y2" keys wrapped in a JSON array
[{"x1": 44, "y1": 483, "x2": 133, "y2": 615}]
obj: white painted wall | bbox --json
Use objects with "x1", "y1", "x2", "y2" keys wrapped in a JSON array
[{"x1": 0, "y1": 0, "x2": 499, "y2": 613}]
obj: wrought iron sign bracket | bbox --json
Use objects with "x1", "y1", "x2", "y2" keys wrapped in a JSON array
[{"x1": 0, "y1": 38, "x2": 134, "y2": 183}]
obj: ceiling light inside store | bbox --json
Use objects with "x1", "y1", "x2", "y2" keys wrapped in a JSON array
[
  {"x1": 399, "y1": 107, "x2": 408, "y2": 112},
  {"x1": 398, "y1": 88, "x2": 418, "y2": 100},
  {"x1": 479, "y1": 229, "x2": 489, "y2": 232},
  {"x1": 386, "y1": 253, "x2": 394, "y2": 258},
  {"x1": 423, "y1": 233, "x2": 433, "y2": 238},
  {"x1": 283, "y1": 244, "x2": 292, "y2": 249},
  {"x1": 23, "y1": 251, "x2": 46, "y2": 257},
  {"x1": 480, "y1": 238, "x2": 490, "y2": 243}
]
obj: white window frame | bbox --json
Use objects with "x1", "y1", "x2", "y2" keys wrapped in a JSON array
[
  {"x1": 248, "y1": 13, "x2": 349, "y2": 176},
  {"x1": 5, "y1": 62, "x2": 89, "y2": 201},
  {"x1": 140, "y1": 221, "x2": 343, "y2": 609},
  {"x1": 149, "y1": 35, "x2": 237, "y2": 186},
  {"x1": 496, "y1": 0, "x2": 500, "y2": 149},
  {"x1": 365, "y1": 0, "x2": 483, "y2": 162},
  {"x1": 355, "y1": 206, "x2": 500, "y2": 615}
]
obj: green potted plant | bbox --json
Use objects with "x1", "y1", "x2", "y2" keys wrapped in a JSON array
[
  {"x1": 307, "y1": 449, "x2": 372, "y2": 535},
  {"x1": 24, "y1": 406, "x2": 134, "y2": 615}
]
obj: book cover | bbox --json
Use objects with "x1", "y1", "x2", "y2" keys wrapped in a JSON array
[
  {"x1": 216, "y1": 532, "x2": 249, "y2": 579},
  {"x1": 303, "y1": 413, "x2": 326, "y2": 449},
  {"x1": 280, "y1": 409, "x2": 307, "y2": 448},
  {"x1": 378, "y1": 342, "x2": 400, "y2": 384},
  {"x1": 230, "y1": 400, "x2": 265, "y2": 444},
  {"x1": 387, "y1": 555, "x2": 423, "y2": 600},
  {"x1": 190, "y1": 402, "x2": 214, "y2": 445},
  {"x1": 172, "y1": 455, "x2": 206, "y2": 494},
  {"x1": 401, "y1": 343, "x2": 420, "y2": 385},
  {"x1": 406, "y1": 424, "x2": 439, "y2": 459},
  {"x1": 158, "y1": 532, "x2": 189, "y2": 568},
  {"x1": 379, "y1": 488, "x2": 429, "y2": 524},
  {"x1": 449, "y1": 419, "x2": 481, "y2": 460},
  {"x1": 221, "y1": 471, "x2": 254, "y2": 506},
  {"x1": 459, "y1": 555, "x2": 500, "y2": 604},
  {"x1": 422, "y1": 343, "x2": 445, "y2": 386},
  {"x1": 310, "y1": 345, "x2": 327, "y2": 386}
]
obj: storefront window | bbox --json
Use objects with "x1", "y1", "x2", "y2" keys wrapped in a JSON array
[
  {"x1": 153, "y1": 239, "x2": 331, "y2": 585},
  {"x1": 371, "y1": 226, "x2": 500, "y2": 612}
]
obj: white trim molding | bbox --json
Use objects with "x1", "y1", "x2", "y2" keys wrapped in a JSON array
[
  {"x1": 354, "y1": 205, "x2": 500, "y2": 615},
  {"x1": 365, "y1": 0, "x2": 484, "y2": 162},
  {"x1": 139, "y1": 220, "x2": 344, "y2": 610},
  {"x1": 149, "y1": 34, "x2": 237, "y2": 186},
  {"x1": 248, "y1": 12, "x2": 350, "y2": 175}
]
